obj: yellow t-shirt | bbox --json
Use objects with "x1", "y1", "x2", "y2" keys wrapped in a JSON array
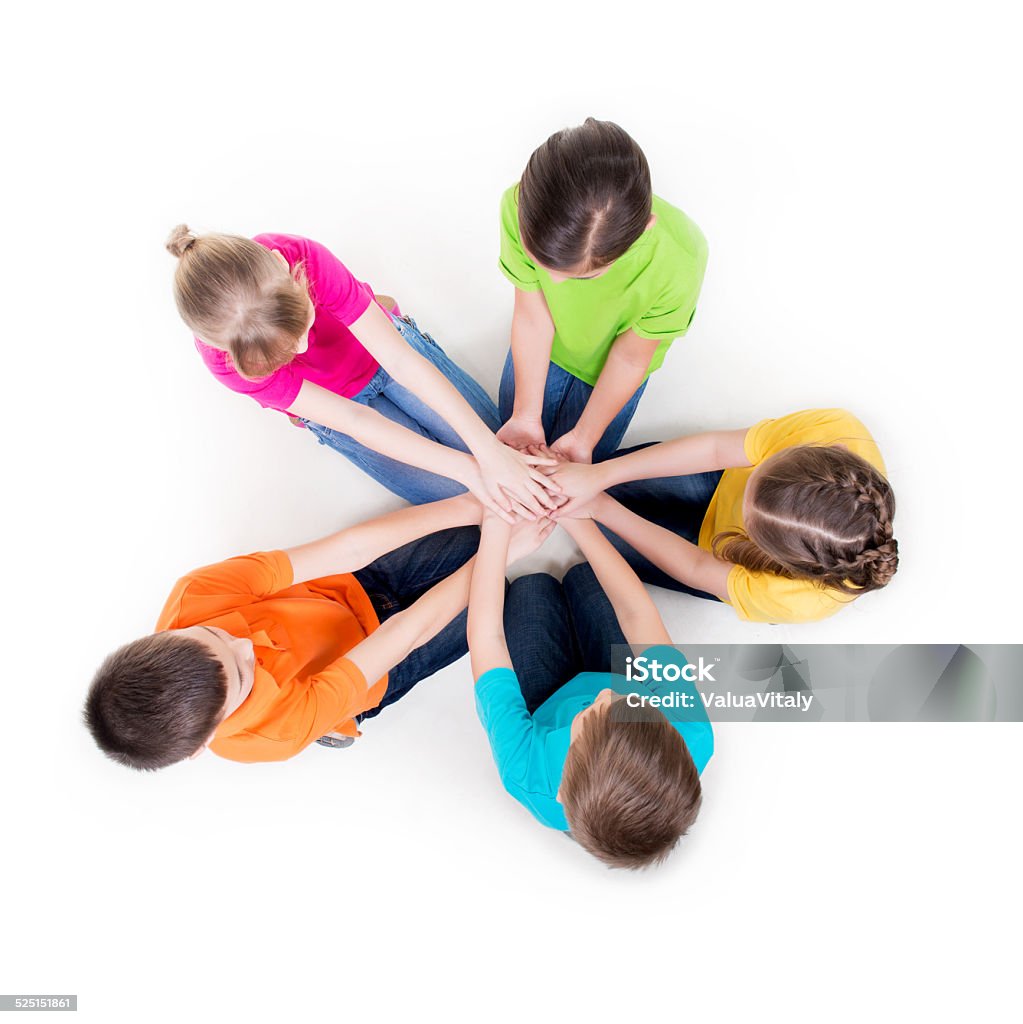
[{"x1": 698, "y1": 409, "x2": 887, "y2": 623}]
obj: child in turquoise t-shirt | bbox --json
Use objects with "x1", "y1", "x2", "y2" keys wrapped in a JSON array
[
  {"x1": 467, "y1": 500, "x2": 713, "y2": 869},
  {"x1": 496, "y1": 118, "x2": 709, "y2": 465}
]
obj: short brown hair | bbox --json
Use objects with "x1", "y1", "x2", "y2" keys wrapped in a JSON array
[
  {"x1": 518, "y1": 118, "x2": 652, "y2": 273},
  {"x1": 84, "y1": 633, "x2": 228, "y2": 771},
  {"x1": 714, "y1": 444, "x2": 899, "y2": 593},
  {"x1": 560, "y1": 699, "x2": 702, "y2": 869},
  {"x1": 165, "y1": 224, "x2": 311, "y2": 379}
]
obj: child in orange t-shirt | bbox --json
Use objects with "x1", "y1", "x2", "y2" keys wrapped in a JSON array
[{"x1": 85, "y1": 495, "x2": 552, "y2": 768}]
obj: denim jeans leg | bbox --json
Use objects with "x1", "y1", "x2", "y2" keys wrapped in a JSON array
[
  {"x1": 545, "y1": 372, "x2": 648, "y2": 462},
  {"x1": 354, "y1": 526, "x2": 481, "y2": 718},
  {"x1": 499, "y1": 351, "x2": 575, "y2": 443},
  {"x1": 383, "y1": 316, "x2": 501, "y2": 439},
  {"x1": 354, "y1": 526, "x2": 481, "y2": 603},
  {"x1": 562, "y1": 562, "x2": 630, "y2": 675},
  {"x1": 504, "y1": 573, "x2": 581, "y2": 714}
]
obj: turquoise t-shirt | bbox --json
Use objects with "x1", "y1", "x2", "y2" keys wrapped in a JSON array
[
  {"x1": 498, "y1": 184, "x2": 709, "y2": 385},
  {"x1": 474, "y1": 646, "x2": 714, "y2": 831}
]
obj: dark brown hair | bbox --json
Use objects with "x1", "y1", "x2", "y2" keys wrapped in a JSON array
[
  {"x1": 715, "y1": 444, "x2": 899, "y2": 593},
  {"x1": 518, "y1": 118, "x2": 652, "y2": 273},
  {"x1": 166, "y1": 224, "x2": 311, "y2": 379},
  {"x1": 560, "y1": 699, "x2": 702, "y2": 869},
  {"x1": 84, "y1": 633, "x2": 228, "y2": 771}
]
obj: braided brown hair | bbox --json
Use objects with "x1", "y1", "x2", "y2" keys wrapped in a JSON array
[{"x1": 713, "y1": 445, "x2": 899, "y2": 594}]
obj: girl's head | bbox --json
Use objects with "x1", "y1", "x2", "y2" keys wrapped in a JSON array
[
  {"x1": 518, "y1": 118, "x2": 653, "y2": 279},
  {"x1": 166, "y1": 225, "x2": 314, "y2": 378},
  {"x1": 716, "y1": 445, "x2": 899, "y2": 594}
]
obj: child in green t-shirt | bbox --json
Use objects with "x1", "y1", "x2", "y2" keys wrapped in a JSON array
[{"x1": 496, "y1": 117, "x2": 709, "y2": 465}]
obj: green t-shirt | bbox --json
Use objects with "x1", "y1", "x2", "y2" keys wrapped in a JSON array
[{"x1": 498, "y1": 184, "x2": 709, "y2": 386}]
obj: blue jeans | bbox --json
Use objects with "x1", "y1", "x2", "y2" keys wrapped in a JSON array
[
  {"x1": 498, "y1": 350, "x2": 648, "y2": 463},
  {"x1": 305, "y1": 315, "x2": 501, "y2": 504},
  {"x1": 602, "y1": 443, "x2": 724, "y2": 602},
  {"x1": 353, "y1": 525, "x2": 481, "y2": 718},
  {"x1": 504, "y1": 564, "x2": 629, "y2": 714}
]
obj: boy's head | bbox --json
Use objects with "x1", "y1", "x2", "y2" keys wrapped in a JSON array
[
  {"x1": 560, "y1": 690, "x2": 702, "y2": 869},
  {"x1": 518, "y1": 117, "x2": 653, "y2": 280},
  {"x1": 84, "y1": 626, "x2": 255, "y2": 771}
]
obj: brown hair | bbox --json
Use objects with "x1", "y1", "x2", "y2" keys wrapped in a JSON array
[
  {"x1": 560, "y1": 699, "x2": 702, "y2": 869},
  {"x1": 715, "y1": 444, "x2": 899, "y2": 593},
  {"x1": 165, "y1": 224, "x2": 311, "y2": 378},
  {"x1": 84, "y1": 633, "x2": 228, "y2": 771},
  {"x1": 518, "y1": 118, "x2": 652, "y2": 273}
]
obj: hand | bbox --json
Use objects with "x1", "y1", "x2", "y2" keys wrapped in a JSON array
[
  {"x1": 477, "y1": 440, "x2": 561, "y2": 522},
  {"x1": 507, "y1": 515, "x2": 556, "y2": 564},
  {"x1": 545, "y1": 459, "x2": 606, "y2": 520},
  {"x1": 550, "y1": 429, "x2": 593, "y2": 465},
  {"x1": 496, "y1": 415, "x2": 546, "y2": 452}
]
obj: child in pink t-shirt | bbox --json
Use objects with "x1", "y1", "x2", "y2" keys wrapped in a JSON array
[{"x1": 167, "y1": 226, "x2": 558, "y2": 516}]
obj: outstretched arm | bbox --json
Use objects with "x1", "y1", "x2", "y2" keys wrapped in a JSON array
[
  {"x1": 587, "y1": 493, "x2": 732, "y2": 602},
  {"x1": 549, "y1": 427, "x2": 751, "y2": 517},
  {"x1": 467, "y1": 514, "x2": 514, "y2": 678},
  {"x1": 349, "y1": 302, "x2": 559, "y2": 520},
  {"x1": 345, "y1": 559, "x2": 477, "y2": 687},
  {"x1": 284, "y1": 493, "x2": 482, "y2": 585},
  {"x1": 558, "y1": 515, "x2": 672, "y2": 647}
]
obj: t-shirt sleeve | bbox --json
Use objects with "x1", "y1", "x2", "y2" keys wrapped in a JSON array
[
  {"x1": 498, "y1": 186, "x2": 541, "y2": 291},
  {"x1": 157, "y1": 551, "x2": 294, "y2": 629},
  {"x1": 726, "y1": 565, "x2": 851, "y2": 623},
  {"x1": 194, "y1": 338, "x2": 302, "y2": 412},
  {"x1": 744, "y1": 409, "x2": 878, "y2": 467},
  {"x1": 254, "y1": 233, "x2": 374, "y2": 326},
  {"x1": 632, "y1": 251, "x2": 708, "y2": 343},
  {"x1": 474, "y1": 667, "x2": 534, "y2": 789},
  {"x1": 290, "y1": 658, "x2": 382, "y2": 749}
]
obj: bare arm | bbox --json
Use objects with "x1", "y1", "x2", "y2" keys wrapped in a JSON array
[
  {"x1": 287, "y1": 378, "x2": 476, "y2": 489},
  {"x1": 550, "y1": 330, "x2": 659, "y2": 464},
  {"x1": 559, "y1": 516, "x2": 672, "y2": 646},
  {"x1": 495, "y1": 288, "x2": 556, "y2": 451},
  {"x1": 349, "y1": 302, "x2": 558, "y2": 519},
  {"x1": 467, "y1": 515, "x2": 514, "y2": 678},
  {"x1": 283, "y1": 494, "x2": 482, "y2": 584},
  {"x1": 588, "y1": 493, "x2": 732, "y2": 602},
  {"x1": 549, "y1": 427, "x2": 751, "y2": 517},
  {"x1": 345, "y1": 559, "x2": 477, "y2": 687}
]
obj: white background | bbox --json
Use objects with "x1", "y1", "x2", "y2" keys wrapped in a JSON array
[{"x1": 3, "y1": 2, "x2": 1021, "y2": 1021}]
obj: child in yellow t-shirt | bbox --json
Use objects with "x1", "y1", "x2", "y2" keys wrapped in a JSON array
[{"x1": 544, "y1": 409, "x2": 898, "y2": 624}]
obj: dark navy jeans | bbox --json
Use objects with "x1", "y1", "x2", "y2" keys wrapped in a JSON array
[
  {"x1": 504, "y1": 563, "x2": 629, "y2": 715},
  {"x1": 353, "y1": 525, "x2": 480, "y2": 717}
]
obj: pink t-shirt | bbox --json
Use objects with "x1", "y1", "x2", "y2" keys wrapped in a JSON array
[{"x1": 194, "y1": 233, "x2": 382, "y2": 412}]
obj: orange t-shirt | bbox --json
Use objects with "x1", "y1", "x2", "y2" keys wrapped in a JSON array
[{"x1": 156, "y1": 551, "x2": 386, "y2": 763}]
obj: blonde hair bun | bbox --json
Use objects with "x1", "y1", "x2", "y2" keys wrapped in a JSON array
[{"x1": 165, "y1": 224, "x2": 198, "y2": 258}]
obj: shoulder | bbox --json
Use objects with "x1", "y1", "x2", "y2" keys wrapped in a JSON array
[
  {"x1": 745, "y1": 408, "x2": 884, "y2": 472},
  {"x1": 155, "y1": 551, "x2": 293, "y2": 629},
  {"x1": 727, "y1": 565, "x2": 852, "y2": 623},
  {"x1": 650, "y1": 195, "x2": 708, "y2": 265}
]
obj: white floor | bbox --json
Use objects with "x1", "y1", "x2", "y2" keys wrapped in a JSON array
[{"x1": 4, "y1": 3, "x2": 1021, "y2": 1021}]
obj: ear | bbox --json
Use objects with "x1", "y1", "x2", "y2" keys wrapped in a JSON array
[
  {"x1": 270, "y1": 249, "x2": 289, "y2": 269},
  {"x1": 645, "y1": 213, "x2": 657, "y2": 231}
]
